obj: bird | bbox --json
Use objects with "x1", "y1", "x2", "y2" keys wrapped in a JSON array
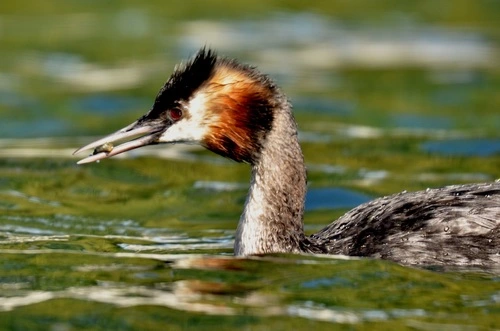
[{"x1": 74, "y1": 48, "x2": 500, "y2": 267}]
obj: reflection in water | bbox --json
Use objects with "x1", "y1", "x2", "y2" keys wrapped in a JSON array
[
  {"x1": 3, "y1": 252, "x2": 493, "y2": 328},
  {"x1": 0, "y1": 254, "x2": 270, "y2": 315},
  {"x1": 0, "y1": 284, "x2": 234, "y2": 315},
  {"x1": 289, "y1": 302, "x2": 430, "y2": 324},
  {"x1": 0, "y1": 253, "x2": 429, "y2": 325},
  {"x1": 117, "y1": 236, "x2": 233, "y2": 253},
  {"x1": 0, "y1": 283, "x2": 432, "y2": 324}
]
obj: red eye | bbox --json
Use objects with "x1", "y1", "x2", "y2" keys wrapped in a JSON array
[{"x1": 168, "y1": 108, "x2": 183, "y2": 121}]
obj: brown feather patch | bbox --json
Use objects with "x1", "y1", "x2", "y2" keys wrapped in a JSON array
[{"x1": 200, "y1": 64, "x2": 275, "y2": 163}]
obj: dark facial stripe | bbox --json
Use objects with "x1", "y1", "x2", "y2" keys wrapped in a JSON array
[{"x1": 144, "y1": 48, "x2": 218, "y2": 121}]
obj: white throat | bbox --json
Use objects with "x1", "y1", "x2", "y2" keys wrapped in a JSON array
[{"x1": 234, "y1": 104, "x2": 307, "y2": 256}]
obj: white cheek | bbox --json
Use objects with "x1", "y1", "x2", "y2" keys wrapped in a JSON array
[
  {"x1": 157, "y1": 91, "x2": 211, "y2": 144},
  {"x1": 158, "y1": 119, "x2": 208, "y2": 143}
]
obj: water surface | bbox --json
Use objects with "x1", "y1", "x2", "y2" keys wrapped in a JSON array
[{"x1": 1, "y1": 1, "x2": 499, "y2": 330}]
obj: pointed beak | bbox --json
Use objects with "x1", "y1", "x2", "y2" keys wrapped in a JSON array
[{"x1": 73, "y1": 120, "x2": 164, "y2": 164}]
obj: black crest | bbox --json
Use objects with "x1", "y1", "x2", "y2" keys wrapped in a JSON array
[{"x1": 147, "y1": 48, "x2": 218, "y2": 118}]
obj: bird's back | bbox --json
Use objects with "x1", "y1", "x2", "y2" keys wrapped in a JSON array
[{"x1": 308, "y1": 182, "x2": 500, "y2": 267}]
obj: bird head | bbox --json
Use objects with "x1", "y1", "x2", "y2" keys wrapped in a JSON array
[{"x1": 74, "y1": 48, "x2": 279, "y2": 164}]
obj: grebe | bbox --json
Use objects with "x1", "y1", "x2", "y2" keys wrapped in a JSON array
[{"x1": 74, "y1": 49, "x2": 500, "y2": 267}]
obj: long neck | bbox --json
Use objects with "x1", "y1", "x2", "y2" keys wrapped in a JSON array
[{"x1": 234, "y1": 101, "x2": 307, "y2": 256}]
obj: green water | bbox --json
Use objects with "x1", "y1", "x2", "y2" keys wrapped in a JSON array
[{"x1": 1, "y1": 1, "x2": 500, "y2": 330}]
